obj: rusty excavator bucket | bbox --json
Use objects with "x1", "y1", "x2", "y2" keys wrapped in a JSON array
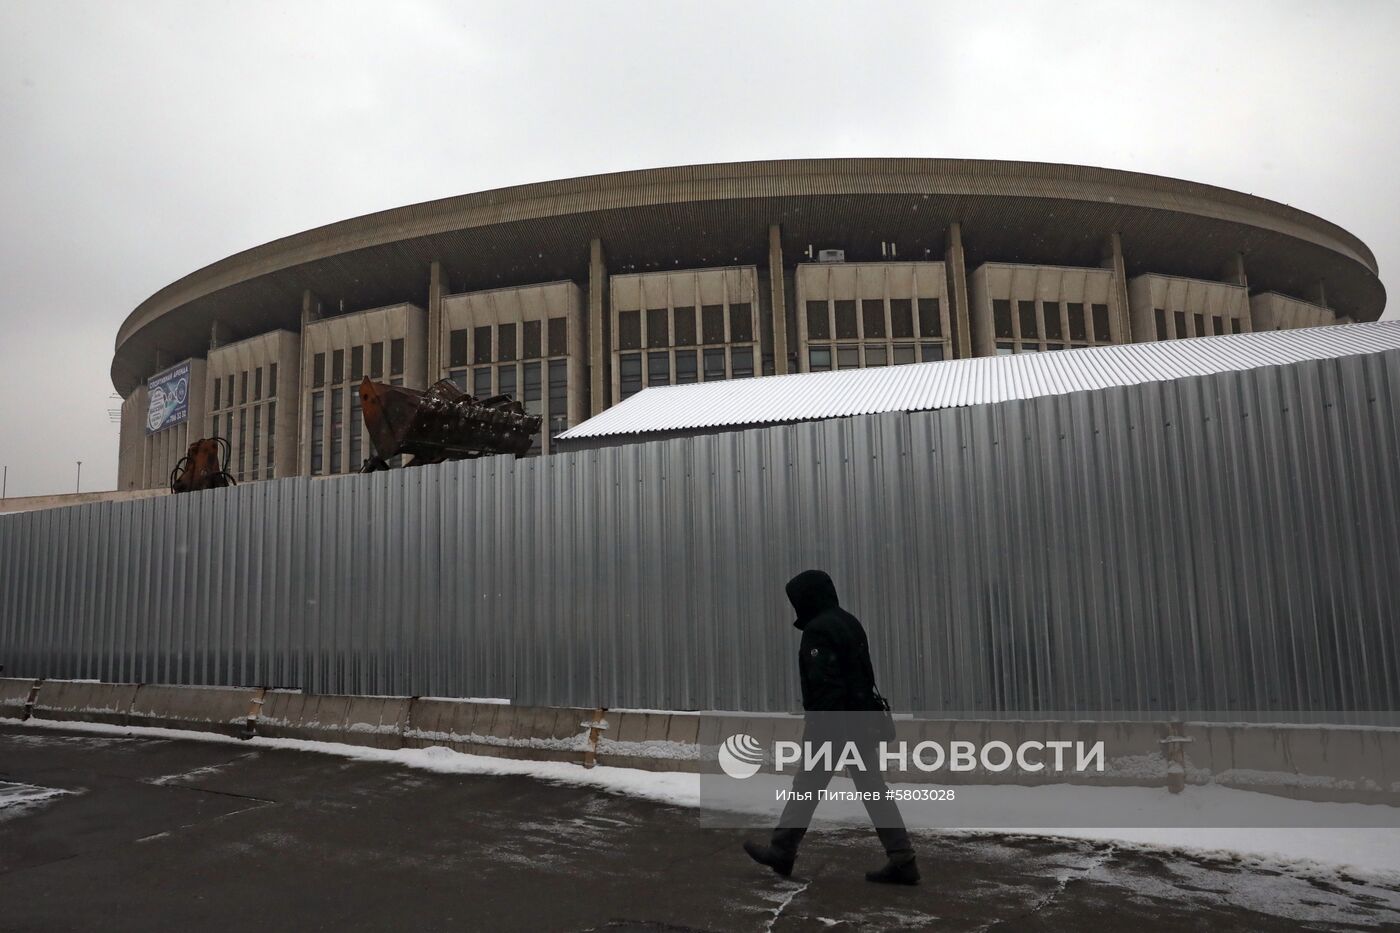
[
  {"x1": 170, "y1": 437, "x2": 237, "y2": 493},
  {"x1": 358, "y1": 376, "x2": 543, "y2": 471}
]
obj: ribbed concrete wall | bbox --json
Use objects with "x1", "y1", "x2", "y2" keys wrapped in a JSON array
[{"x1": 4, "y1": 351, "x2": 1399, "y2": 716}]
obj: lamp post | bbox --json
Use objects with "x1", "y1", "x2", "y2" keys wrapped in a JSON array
[{"x1": 75, "y1": 461, "x2": 82, "y2": 494}]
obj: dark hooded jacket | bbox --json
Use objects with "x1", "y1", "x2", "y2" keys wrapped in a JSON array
[{"x1": 786, "y1": 570, "x2": 884, "y2": 713}]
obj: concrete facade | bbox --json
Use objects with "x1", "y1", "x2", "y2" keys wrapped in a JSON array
[
  {"x1": 1127, "y1": 274, "x2": 1253, "y2": 342},
  {"x1": 968, "y1": 263, "x2": 1120, "y2": 356},
  {"x1": 204, "y1": 330, "x2": 301, "y2": 482},
  {"x1": 795, "y1": 260, "x2": 951, "y2": 371},
  {"x1": 1250, "y1": 291, "x2": 1336, "y2": 331},
  {"x1": 118, "y1": 358, "x2": 208, "y2": 490}
]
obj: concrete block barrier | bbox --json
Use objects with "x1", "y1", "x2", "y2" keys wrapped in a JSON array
[
  {"x1": 128, "y1": 684, "x2": 263, "y2": 737},
  {"x1": 0, "y1": 677, "x2": 38, "y2": 720},
  {"x1": 256, "y1": 691, "x2": 408, "y2": 748},
  {"x1": 29, "y1": 680, "x2": 139, "y2": 726}
]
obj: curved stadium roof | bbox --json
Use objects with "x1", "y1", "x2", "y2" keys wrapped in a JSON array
[{"x1": 112, "y1": 158, "x2": 1386, "y2": 395}]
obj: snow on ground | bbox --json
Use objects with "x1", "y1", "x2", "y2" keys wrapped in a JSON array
[
  {"x1": 13, "y1": 717, "x2": 1400, "y2": 881},
  {"x1": 0, "y1": 781, "x2": 72, "y2": 823}
]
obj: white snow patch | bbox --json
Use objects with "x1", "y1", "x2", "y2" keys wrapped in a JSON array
[{"x1": 0, "y1": 781, "x2": 72, "y2": 822}]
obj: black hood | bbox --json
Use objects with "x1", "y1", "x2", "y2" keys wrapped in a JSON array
[{"x1": 786, "y1": 569, "x2": 840, "y2": 628}]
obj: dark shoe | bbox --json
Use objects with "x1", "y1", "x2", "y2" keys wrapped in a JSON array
[
  {"x1": 743, "y1": 839, "x2": 796, "y2": 877},
  {"x1": 866, "y1": 852, "x2": 919, "y2": 885}
]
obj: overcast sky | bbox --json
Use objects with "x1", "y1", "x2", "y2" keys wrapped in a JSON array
[{"x1": 1, "y1": 0, "x2": 1396, "y2": 497}]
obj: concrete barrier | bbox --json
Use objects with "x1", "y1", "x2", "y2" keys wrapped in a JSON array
[
  {"x1": 29, "y1": 680, "x2": 139, "y2": 726},
  {"x1": 406, "y1": 699, "x2": 595, "y2": 764},
  {"x1": 128, "y1": 684, "x2": 263, "y2": 737},
  {"x1": 0, "y1": 677, "x2": 38, "y2": 720},
  {"x1": 256, "y1": 691, "x2": 410, "y2": 748}
]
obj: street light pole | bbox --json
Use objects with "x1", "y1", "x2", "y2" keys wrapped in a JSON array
[{"x1": 75, "y1": 461, "x2": 82, "y2": 494}]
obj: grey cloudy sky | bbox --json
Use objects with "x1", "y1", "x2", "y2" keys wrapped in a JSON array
[{"x1": 1, "y1": 0, "x2": 1397, "y2": 497}]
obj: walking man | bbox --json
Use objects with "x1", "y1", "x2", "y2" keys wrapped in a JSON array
[{"x1": 743, "y1": 569, "x2": 919, "y2": 884}]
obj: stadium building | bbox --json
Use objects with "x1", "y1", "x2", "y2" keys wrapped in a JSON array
[{"x1": 113, "y1": 158, "x2": 1386, "y2": 489}]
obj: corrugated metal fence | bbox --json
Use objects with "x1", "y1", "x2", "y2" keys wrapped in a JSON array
[{"x1": 3, "y1": 350, "x2": 1399, "y2": 715}]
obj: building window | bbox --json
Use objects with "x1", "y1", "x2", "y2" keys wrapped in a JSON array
[
  {"x1": 238, "y1": 409, "x2": 246, "y2": 478},
  {"x1": 240, "y1": 371, "x2": 248, "y2": 404},
  {"x1": 266, "y1": 402, "x2": 275, "y2": 479},
  {"x1": 731, "y1": 346, "x2": 754, "y2": 379},
  {"x1": 448, "y1": 369, "x2": 468, "y2": 391},
  {"x1": 1230, "y1": 318, "x2": 1243, "y2": 334},
  {"x1": 225, "y1": 374, "x2": 234, "y2": 406},
  {"x1": 1211, "y1": 315, "x2": 1224, "y2": 336},
  {"x1": 619, "y1": 353, "x2": 642, "y2": 399},
  {"x1": 547, "y1": 317, "x2": 567, "y2": 356},
  {"x1": 675, "y1": 349, "x2": 698, "y2": 384},
  {"x1": 1173, "y1": 311, "x2": 1187, "y2": 339},
  {"x1": 864, "y1": 345, "x2": 887, "y2": 367},
  {"x1": 674, "y1": 307, "x2": 696, "y2": 346},
  {"x1": 1018, "y1": 300, "x2": 1038, "y2": 341},
  {"x1": 729, "y1": 303, "x2": 754, "y2": 343},
  {"x1": 330, "y1": 388, "x2": 343, "y2": 474},
  {"x1": 390, "y1": 338, "x2": 404, "y2": 375},
  {"x1": 270, "y1": 363, "x2": 277, "y2": 397},
  {"x1": 1193, "y1": 313, "x2": 1206, "y2": 338},
  {"x1": 523, "y1": 320, "x2": 541, "y2": 359},
  {"x1": 834, "y1": 300, "x2": 857, "y2": 340},
  {"x1": 618, "y1": 311, "x2": 641, "y2": 350},
  {"x1": 332, "y1": 349, "x2": 344, "y2": 384},
  {"x1": 806, "y1": 301, "x2": 830, "y2": 340},
  {"x1": 1043, "y1": 301, "x2": 1062, "y2": 341},
  {"x1": 920, "y1": 343, "x2": 944, "y2": 362},
  {"x1": 701, "y1": 305, "x2": 725, "y2": 344},
  {"x1": 809, "y1": 346, "x2": 832, "y2": 371},
  {"x1": 703, "y1": 347, "x2": 726, "y2": 381},
  {"x1": 450, "y1": 329, "x2": 469, "y2": 367},
  {"x1": 350, "y1": 392, "x2": 362, "y2": 470},
  {"x1": 647, "y1": 351, "x2": 670, "y2": 387},
  {"x1": 311, "y1": 392, "x2": 324, "y2": 475},
  {"x1": 993, "y1": 300, "x2": 1013, "y2": 339},
  {"x1": 499, "y1": 323, "x2": 517, "y2": 362},
  {"x1": 498, "y1": 364, "x2": 517, "y2": 399},
  {"x1": 224, "y1": 412, "x2": 232, "y2": 447},
  {"x1": 893, "y1": 344, "x2": 916, "y2": 365},
  {"x1": 251, "y1": 406, "x2": 261, "y2": 476},
  {"x1": 474, "y1": 367, "x2": 492, "y2": 398},
  {"x1": 524, "y1": 362, "x2": 543, "y2": 454},
  {"x1": 548, "y1": 359, "x2": 568, "y2": 440},
  {"x1": 370, "y1": 343, "x2": 383, "y2": 378},
  {"x1": 995, "y1": 342, "x2": 1015, "y2": 356},
  {"x1": 1155, "y1": 309, "x2": 1168, "y2": 341},
  {"x1": 212, "y1": 377, "x2": 221, "y2": 410},
  {"x1": 1093, "y1": 305, "x2": 1111, "y2": 342},
  {"x1": 918, "y1": 298, "x2": 942, "y2": 338},
  {"x1": 313, "y1": 353, "x2": 326, "y2": 387},
  {"x1": 861, "y1": 299, "x2": 885, "y2": 339},
  {"x1": 646, "y1": 309, "x2": 668, "y2": 348},
  {"x1": 254, "y1": 367, "x2": 263, "y2": 401},
  {"x1": 1067, "y1": 303, "x2": 1087, "y2": 341},
  {"x1": 837, "y1": 346, "x2": 859, "y2": 370},
  {"x1": 351, "y1": 346, "x2": 364, "y2": 381},
  {"x1": 891, "y1": 299, "x2": 914, "y2": 339}
]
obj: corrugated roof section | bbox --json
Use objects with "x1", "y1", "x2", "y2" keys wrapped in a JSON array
[{"x1": 561, "y1": 320, "x2": 1400, "y2": 439}]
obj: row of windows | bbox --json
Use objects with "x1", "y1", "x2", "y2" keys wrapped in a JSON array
[
  {"x1": 449, "y1": 318, "x2": 569, "y2": 367},
  {"x1": 312, "y1": 339, "x2": 405, "y2": 388},
  {"x1": 618, "y1": 347, "x2": 755, "y2": 400},
  {"x1": 209, "y1": 401, "x2": 276, "y2": 482},
  {"x1": 211, "y1": 364, "x2": 278, "y2": 412},
  {"x1": 1154, "y1": 309, "x2": 1244, "y2": 340},
  {"x1": 807, "y1": 342, "x2": 946, "y2": 371},
  {"x1": 993, "y1": 299, "x2": 1112, "y2": 346},
  {"x1": 444, "y1": 360, "x2": 569, "y2": 442},
  {"x1": 806, "y1": 297, "x2": 943, "y2": 341},
  {"x1": 617, "y1": 304, "x2": 753, "y2": 351}
]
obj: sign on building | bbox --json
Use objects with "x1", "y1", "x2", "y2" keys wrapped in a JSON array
[{"x1": 146, "y1": 360, "x2": 191, "y2": 434}]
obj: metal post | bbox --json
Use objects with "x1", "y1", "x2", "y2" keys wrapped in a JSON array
[
  {"x1": 75, "y1": 461, "x2": 82, "y2": 494},
  {"x1": 2, "y1": 464, "x2": 6, "y2": 499}
]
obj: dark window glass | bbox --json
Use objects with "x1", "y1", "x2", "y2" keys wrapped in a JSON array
[
  {"x1": 1068, "y1": 303, "x2": 1087, "y2": 341},
  {"x1": 448, "y1": 369, "x2": 468, "y2": 391},
  {"x1": 762, "y1": 353, "x2": 774, "y2": 376},
  {"x1": 918, "y1": 298, "x2": 942, "y2": 337},
  {"x1": 1230, "y1": 318, "x2": 1242, "y2": 334},
  {"x1": 310, "y1": 392, "x2": 324, "y2": 475},
  {"x1": 1018, "y1": 300, "x2": 1038, "y2": 339},
  {"x1": 729, "y1": 303, "x2": 753, "y2": 343},
  {"x1": 350, "y1": 346, "x2": 363, "y2": 381},
  {"x1": 809, "y1": 346, "x2": 832, "y2": 371},
  {"x1": 993, "y1": 300, "x2": 1013, "y2": 339},
  {"x1": 240, "y1": 371, "x2": 248, "y2": 403},
  {"x1": 270, "y1": 363, "x2": 277, "y2": 397},
  {"x1": 995, "y1": 342, "x2": 1015, "y2": 356},
  {"x1": 1043, "y1": 302, "x2": 1062, "y2": 340},
  {"x1": 1155, "y1": 309, "x2": 1168, "y2": 340},
  {"x1": 370, "y1": 343, "x2": 383, "y2": 378},
  {"x1": 703, "y1": 347, "x2": 726, "y2": 381},
  {"x1": 647, "y1": 351, "x2": 670, "y2": 386},
  {"x1": 834, "y1": 300, "x2": 857, "y2": 339},
  {"x1": 890, "y1": 299, "x2": 914, "y2": 338},
  {"x1": 548, "y1": 359, "x2": 568, "y2": 440},
  {"x1": 390, "y1": 338, "x2": 405, "y2": 375},
  {"x1": 1092, "y1": 305, "x2": 1111, "y2": 342},
  {"x1": 226, "y1": 374, "x2": 234, "y2": 405},
  {"x1": 1174, "y1": 311, "x2": 1187, "y2": 339},
  {"x1": 547, "y1": 317, "x2": 567, "y2": 356},
  {"x1": 861, "y1": 299, "x2": 885, "y2": 338},
  {"x1": 499, "y1": 323, "x2": 517, "y2": 361},
  {"x1": 523, "y1": 362, "x2": 542, "y2": 403},
  {"x1": 837, "y1": 346, "x2": 859, "y2": 370},
  {"x1": 523, "y1": 320, "x2": 541, "y2": 359},
  {"x1": 618, "y1": 311, "x2": 641, "y2": 350},
  {"x1": 864, "y1": 345, "x2": 887, "y2": 367},
  {"x1": 238, "y1": 408, "x2": 246, "y2": 477},
  {"x1": 1211, "y1": 315, "x2": 1224, "y2": 336},
  {"x1": 1193, "y1": 313, "x2": 1206, "y2": 338},
  {"x1": 449, "y1": 329, "x2": 469, "y2": 367},
  {"x1": 731, "y1": 346, "x2": 754, "y2": 378},
  {"x1": 474, "y1": 326, "x2": 493, "y2": 363},
  {"x1": 701, "y1": 305, "x2": 725, "y2": 343},
  {"x1": 619, "y1": 353, "x2": 642, "y2": 399},
  {"x1": 332, "y1": 349, "x2": 344, "y2": 384},
  {"x1": 498, "y1": 364, "x2": 517, "y2": 399},
  {"x1": 474, "y1": 367, "x2": 492, "y2": 398},
  {"x1": 673, "y1": 307, "x2": 696, "y2": 346},
  {"x1": 920, "y1": 343, "x2": 945, "y2": 362},
  {"x1": 350, "y1": 392, "x2": 361, "y2": 471},
  {"x1": 253, "y1": 368, "x2": 262, "y2": 401},
  {"x1": 893, "y1": 344, "x2": 916, "y2": 365},
  {"x1": 330, "y1": 388, "x2": 342, "y2": 473},
  {"x1": 266, "y1": 402, "x2": 275, "y2": 478},
  {"x1": 806, "y1": 301, "x2": 830, "y2": 340},
  {"x1": 212, "y1": 377, "x2": 221, "y2": 410},
  {"x1": 675, "y1": 350, "x2": 698, "y2": 384},
  {"x1": 224, "y1": 412, "x2": 232, "y2": 449},
  {"x1": 251, "y1": 406, "x2": 260, "y2": 476},
  {"x1": 646, "y1": 309, "x2": 669, "y2": 348}
]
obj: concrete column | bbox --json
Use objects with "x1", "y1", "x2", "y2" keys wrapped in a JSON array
[
  {"x1": 427, "y1": 261, "x2": 448, "y2": 384},
  {"x1": 1307, "y1": 279, "x2": 1329, "y2": 309},
  {"x1": 944, "y1": 222, "x2": 973, "y2": 359},
  {"x1": 209, "y1": 320, "x2": 227, "y2": 352},
  {"x1": 1102, "y1": 233, "x2": 1133, "y2": 343},
  {"x1": 1220, "y1": 253, "x2": 1248, "y2": 288},
  {"x1": 588, "y1": 238, "x2": 609, "y2": 416},
  {"x1": 768, "y1": 225, "x2": 790, "y2": 375}
]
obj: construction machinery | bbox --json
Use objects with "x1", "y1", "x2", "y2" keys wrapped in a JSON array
[
  {"x1": 169, "y1": 437, "x2": 237, "y2": 493},
  {"x1": 357, "y1": 376, "x2": 542, "y2": 471}
]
